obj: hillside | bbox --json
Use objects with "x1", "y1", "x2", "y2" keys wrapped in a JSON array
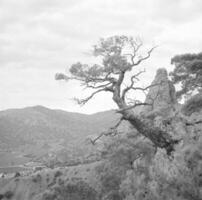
[
  {"x1": 0, "y1": 106, "x2": 120, "y2": 148},
  {"x1": 0, "y1": 106, "x2": 120, "y2": 168}
]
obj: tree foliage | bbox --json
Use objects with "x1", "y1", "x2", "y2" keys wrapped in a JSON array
[
  {"x1": 170, "y1": 52, "x2": 202, "y2": 100},
  {"x1": 182, "y1": 93, "x2": 202, "y2": 116},
  {"x1": 55, "y1": 35, "x2": 156, "y2": 106}
]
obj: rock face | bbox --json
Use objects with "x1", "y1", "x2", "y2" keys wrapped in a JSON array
[
  {"x1": 140, "y1": 68, "x2": 201, "y2": 145},
  {"x1": 140, "y1": 68, "x2": 186, "y2": 141},
  {"x1": 142, "y1": 68, "x2": 177, "y2": 115}
]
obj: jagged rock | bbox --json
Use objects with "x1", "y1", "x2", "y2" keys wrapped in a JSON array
[
  {"x1": 138, "y1": 68, "x2": 202, "y2": 148},
  {"x1": 142, "y1": 68, "x2": 177, "y2": 117},
  {"x1": 138, "y1": 68, "x2": 191, "y2": 146}
]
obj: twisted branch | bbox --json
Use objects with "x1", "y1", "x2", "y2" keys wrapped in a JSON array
[{"x1": 89, "y1": 117, "x2": 124, "y2": 145}]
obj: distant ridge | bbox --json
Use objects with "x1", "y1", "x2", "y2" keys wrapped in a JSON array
[
  {"x1": 0, "y1": 105, "x2": 116, "y2": 115},
  {"x1": 0, "y1": 105, "x2": 120, "y2": 148}
]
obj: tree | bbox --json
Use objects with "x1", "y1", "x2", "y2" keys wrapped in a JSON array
[
  {"x1": 56, "y1": 35, "x2": 178, "y2": 154},
  {"x1": 170, "y1": 52, "x2": 202, "y2": 100}
]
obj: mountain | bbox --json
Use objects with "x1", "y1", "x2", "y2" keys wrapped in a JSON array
[{"x1": 0, "y1": 106, "x2": 120, "y2": 148}]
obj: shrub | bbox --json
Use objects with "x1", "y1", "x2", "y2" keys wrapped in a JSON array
[
  {"x1": 46, "y1": 176, "x2": 50, "y2": 183},
  {"x1": 14, "y1": 172, "x2": 20, "y2": 177},
  {"x1": 32, "y1": 174, "x2": 42, "y2": 183},
  {"x1": 96, "y1": 135, "x2": 156, "y2": 200},
  {"x1": 42, "y1": 190, "x2": 56, "y2": 200},
  {"x1": 152, "y1": 140, "x2": 202, "y2": 200},
  {"x1": 42, "y1": 181, "x2": 98, "y2": 200},
  {"x1": 4, "y1": 191, "x2": 14, "y2": 199},
  {"x1": 54, "y1": 170, "x2": 62, "y2": 178},
  {"x1": 102, "y1": 190, "x2": 122, "y2": 200}
]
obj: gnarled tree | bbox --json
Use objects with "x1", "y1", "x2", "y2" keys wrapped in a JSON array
[{"x1": 56, "y1": 35, "x2": 178, "y2": 154}]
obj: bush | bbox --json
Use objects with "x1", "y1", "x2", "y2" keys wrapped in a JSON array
[
  {"x1": 102, "y1": 190, "x2": 122, "y2": 200},
  {"x1": 54, "y1": 170, "x2": 62, "y2": 178},
  {"x1": 152, "y1": 140, "x2": 202, "y2": 200},
  {"x1": 97, "y1": 133, "x2": 202, "y2": 200},
  {"x1": 96, "y1": 135, "x2": 156, "y2": 200},
  {"x1": 4, "y1": 191, "x2": 14, "y2": 199},
  {"x1": 42, "y1": 181, "x2": 98, "y2": 200},
  {"x1": 14, "y1": 171, "x2": 20, "y2": 177},
  {"x1": 42, "y1": 190, "x2": 56, "y2": 200},
  {"x1": 32, "y1": 174, "x2": 42, "y2": 183}
]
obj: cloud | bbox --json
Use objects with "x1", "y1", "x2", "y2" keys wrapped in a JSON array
[
  {"x1": 0, "y1": 0, "x2": 202, "y2": 112},
  {"x1": 151, "y1": 0, "x2": 202, "y2": 24}
]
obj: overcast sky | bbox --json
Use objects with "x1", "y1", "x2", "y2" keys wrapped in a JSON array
[{"x1": 0, "y1": 0, "x2": 202, "y2": 113}]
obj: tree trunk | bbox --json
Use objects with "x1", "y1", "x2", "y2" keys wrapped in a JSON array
[{"x1": 121, "y1": 109, "x2": 178, "y2": 155}]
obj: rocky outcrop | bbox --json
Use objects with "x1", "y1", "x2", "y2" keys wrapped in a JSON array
[
  {"x1": 138, "y1": 68, "x2": 190, "y2": 145},
  {"x1": 140, "y1": 67, "x2": 202, "y2": 147},
  {"x1": 142, "y1": 68, "x2": 177, "y2": 117}
]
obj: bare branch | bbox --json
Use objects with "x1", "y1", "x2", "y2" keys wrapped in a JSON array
[
  {"x1": 120, "y1": 81, "x2": 164, "y2": 113},
  {"x1": 85, "y1": 82, "x2": 112, "y2": 89},
  {"x1": 73, "y1": 88, "x2": 108, "y2": 105},
  {"x1": 123, "y1": 39, "x2": 143, "y2": 66},
  {"x1": 130, "y1": 46, "x2": 158, "y2": 67},
  {"x1": 130, "y1": 81, "x2": 163, "y2": 92},
  {"x1": 130, "y1": 39, "x2": 143, "y2": 65},
  {"x1": 90, "y1": 117, "x2": 124, "y2": 145},
  {"x1": 117, "y1": 102, "x2": 151, "y2": 113},
  {"x1": 121, "y1": 69, "x2": 146, "y2": 100}
]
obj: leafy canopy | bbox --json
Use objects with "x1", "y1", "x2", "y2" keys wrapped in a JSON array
[{"x1": 170, "y1": 52, "x2": 202, "y2": 100}]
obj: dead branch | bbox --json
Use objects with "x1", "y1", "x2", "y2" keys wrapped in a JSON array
[
  {"x1": 130, "y1": 46, "x2": 158, "y2": 67},
  {"x1": 90, "y1": 117, "x2": 124, "y2": 145},
  {"x1": 131, "y1": 81, "x2": 163, "y2": 92},
  {"x1": 130, "y1": 38, "x2": 143, "y2": 65},
  {"x1": 117, "y1": 102, "x2": 151, "y2": 113},
  {"x1": 74, "y1": 88, "x2": 109, "y2": 105},
  {"x1": 85, "y1": 82, "x2": 112, "y2": 89},
  {"x1": 121, "y1": 69, "x2": 146, "y2": 100}
]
